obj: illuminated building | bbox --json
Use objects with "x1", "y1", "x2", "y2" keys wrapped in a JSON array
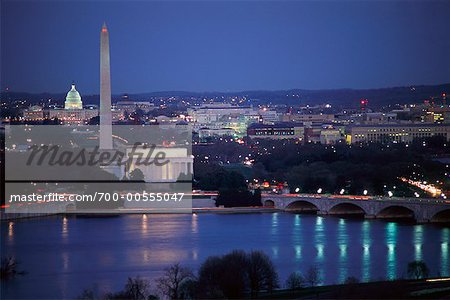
[
  {"x1": 346, "y1": 123, "x2": 450, "y2": 144},
  {"x1": 48, "y1": 83, "x2": 98, "y2": 124},
  {"x1": 64, "y1": 83, "x2": 83, "y2": 109},
  {"x1": 115, "y1": 99, "x2": 155, "y2": 113},
  {"x1": 280, "y1": 113, "x2": 335, "y2": 123},
  {"x1": 247, "y1": 123, "x2": 304, "y2": 140},
  {"x1": 319, "y1": 125, "x2": 344, "y2": 144},
  {"x1": 23, "y1": 106, "x2": 44, "y2": 121},
  {"x1": 188, "y1": 103, "x2": 260, "y2": 137},
  {"x1": 198, "y1": 128, "x2": 235, "y2": 139},
  {"x1": 126, "y1": 147, "x2": 193, "y2": 182}
]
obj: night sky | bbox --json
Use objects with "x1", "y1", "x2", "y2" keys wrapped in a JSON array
[{"x1": 1, "y1": 0, "x2": 449, "y2": 94}]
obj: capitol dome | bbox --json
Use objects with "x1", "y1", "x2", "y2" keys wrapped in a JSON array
[{"x1": 64, "y1": 83, "x2": 83, "y2": 110}]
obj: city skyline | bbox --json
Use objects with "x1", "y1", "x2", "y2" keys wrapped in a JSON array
[{"x1": 2, "y1": 0, "x2": 450, "y2": 94}]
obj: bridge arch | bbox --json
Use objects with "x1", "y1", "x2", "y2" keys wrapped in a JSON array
[
  {"x1": 263, "y1": 199, "x2": 275, "y2": 207},
  {"x1": 376, "y1": 205, "x2": 415, "y2": 220},
  {"x1": 431, "y1": 208, "x2": 450, "y2": 223},
  {"x1": 328, "y1": 202, "x2": 367, "y2": 216},
  {"x1": 285, "y1": 200, "x2": 319, "y2": 212}
]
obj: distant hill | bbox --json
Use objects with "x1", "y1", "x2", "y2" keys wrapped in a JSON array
[{"x1": 1, "y1": 83, "x2": 448, "y2": 108}]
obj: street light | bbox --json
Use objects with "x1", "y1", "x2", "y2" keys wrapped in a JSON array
[
  {"x1": 295, "y1": 187, "x2": 300, "y2": 193},
  {"x1": 340, "y1": 189, "x2": 345, "y2": 195},
  {"x1": 317, "y1": 188, "x2": 323, "y2": 194},
  {"x1": 363, "y1": 190, "x2": 368, "y2": 196},
  {"x1": 388, "y1": 191, "x2": 393, "y2": 197}
]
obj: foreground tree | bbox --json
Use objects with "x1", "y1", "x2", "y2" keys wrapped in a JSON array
[
  {"x1": 198, "y1": 251, "x2": 248, "y2": 298},
  {"x1": 305, "y1": 266, "x2": 321, "y2": 287},
  {"x1": 344, "y1": 276, "x2": 359, "y2": 285},
  {"x1": 79, "y1": 276, "x2": 157, "y2": 300},
  {"x1": 156, "y1": 263, "x2": 194, "y2": 300},
  {"x1": 0, "y1": 256, "x2": 25, "y2": 281},
  {"x1": 407, "y1": 260, "x2": 429, "y2": 279},
  {"x1": 285, "y1": 272, "x2": 304, "y2": 290},
  {"x1": 247, "y1": 250, "x2": 279, "y2": 297},
  {"x1": 197, "y1": 250, "x2": 279, "y2": 298}
]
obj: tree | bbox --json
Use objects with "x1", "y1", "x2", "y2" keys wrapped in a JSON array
[
  {"x1": 129, "y1": 168, "x2": 145, "y2": 182},
  {"x1": 105, "y1": 277, "x2": 153, "y2": 300},
  {"x1": 305, "y1": 266, "x2": 321, "y2": 287},
  {"x1": 124, "y1": 277, "x2": 151, "y2": 300},
  {"x1": 198, "y1": 250, "x2": 248, "y2": 299},
  {"x1": 344, "y1": 276, "x2": 359, "y2": 285},
  {"x1": 285, "y1": 272, "x2": 304, "y2": 290},
  {"x1": 197, "y1": 250, "x2": 278, "y2": 298},
  {"x1": 0, "y1": 256, "x2": 25, "y2": 281},
  {"x1": 197, "y1": 256, "x2": 227, "y2": 298},
  {"x1": 247, "y1": 250, "x2": 279, "y2": 297},
  {"x1": 156, "y1": 263, "x2": 194, "y2": 300},
  {"x1": 407, "y1": 260, "x2": 429, "y2": 279}
]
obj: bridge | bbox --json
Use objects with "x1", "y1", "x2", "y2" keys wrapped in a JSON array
[{"x1": 262, "y1": 194, "x2": 450, "y2": 223}]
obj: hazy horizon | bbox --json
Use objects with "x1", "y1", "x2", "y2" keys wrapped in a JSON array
[{"x1": 2, "y1": 0, "x2": 449, "y2": 94}]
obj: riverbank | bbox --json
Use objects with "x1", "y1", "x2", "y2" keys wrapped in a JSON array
[
  {"x1": 0, "y1": 206, "x2": 280, "y2": 221},
  {"x1": 258, "y1": 278, "x2": 450, "y2": 299}
]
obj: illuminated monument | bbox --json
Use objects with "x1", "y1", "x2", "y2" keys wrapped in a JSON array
[
  {"x1": 100, "y1": 22, "x2": 113, "y2": 150},
  {"x1": 97, "y1": 22, "x2": 193, "y2": 182}
]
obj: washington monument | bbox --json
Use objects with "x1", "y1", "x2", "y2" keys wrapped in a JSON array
[{"x1": 100, "y1": 22, "x2": 113, "y2": 150}]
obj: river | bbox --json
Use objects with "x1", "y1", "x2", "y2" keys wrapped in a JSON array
[{"x1": 1, "y1": 213, "x2": 449, "y2": 299}]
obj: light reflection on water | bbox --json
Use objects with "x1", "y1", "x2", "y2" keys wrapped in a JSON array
[
  {"x1": 442, "y1": 228, "x2": 449, "y2": 276},
  {"x1": 314, "y1": 216, "x2": 326, "y2": 282},
  {"x1": 337, "y1": 218, "x2": 348, "y2": 284},
  {"x1": 386, "y1": 222, "x2": 398, "y2": 280},
  {"x1": 414, "y1": 225, "x2": 423, "y2": 261},
  {"x1": 1, "y1": 213, "x2": 449, "y2": 299},
  {"x1": 361, "y1": 220, "x2": 371, "y2": 282}
]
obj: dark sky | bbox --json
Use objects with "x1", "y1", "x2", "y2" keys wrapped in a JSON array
[{"x1": 1, "y1": 0, "x2": 449, "y2": 94}]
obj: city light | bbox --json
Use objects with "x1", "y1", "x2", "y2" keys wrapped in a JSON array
[{"x1": 399, "y1": 177, "x2": 442, "y2": 197}]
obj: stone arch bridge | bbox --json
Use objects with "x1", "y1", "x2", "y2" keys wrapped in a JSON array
[{"x1": 262, "y1": 194, "x2": 450, "y2": 223}]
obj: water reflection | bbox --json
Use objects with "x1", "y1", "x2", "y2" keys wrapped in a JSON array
[
  {"x1": 143, "y1": 249, "x2": 151, "y2": 263},
  {"x1": 337, "y1": 218, "x2": 348, "y2": 283},
  {"x1": 2, "y1": 213, "x2": 449, "y2": 299},
  {"x1": 8, "y1": 221, "x2": 14, "y2": 242},
  {"x1": 192, "y1": 249, "x2": 198, "y2": 261},
  {"x1": 295, "y1": 245, "x2": 302, "y2": 260},
  {"x1": 293, "y1": 214, "x2": 302, "y2": 262},
  {"x1": 271, "y1": 213, "x2": 279, "y2": 235},
  {"x1": 386, "y1": 222, "x2": 398, "y2": 280},
  {"x1": 413, "y1": 225, "x2": 423, "y2": 261},
  {"x1": 314, "y1": 216, "x2": 325, "y2": 282},
  {"x1": 62, "y1": 252, "x2": 69, "y2": 271},
  {"x1": 361, "y1": 221, "x2": 371, "y2": 282},
  {"x1": 141, "y1": 214, "x2": 148, "y2": 236},
  {"x1": 191, "y1": 213, "x2": 198, "y2": 234},
  {"x1": 442, "y1": 228, "x2": 449, "y2": 276},
  {"x1": 272, "y1": 246, "x2": 279, "y2": 259},
  {"x1": 315, "y1": 217, "x2": 325, "y2": 262},
  {"x1": 62, "y1": 216, "x2": 68, "y2": 241}
]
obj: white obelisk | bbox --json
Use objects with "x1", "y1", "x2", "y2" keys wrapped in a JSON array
[{"x1": 100, "y1": 22, "x2": 113, "y2": 150}]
